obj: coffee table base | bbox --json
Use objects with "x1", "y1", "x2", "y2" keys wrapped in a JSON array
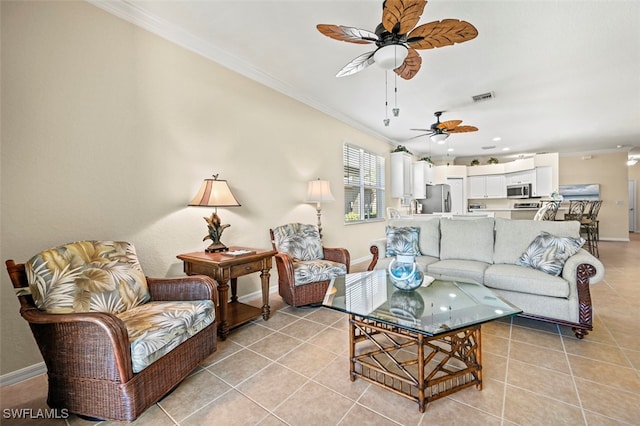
[{"x1": 349, "y1": 315, "x2": 482, "y2": 412}]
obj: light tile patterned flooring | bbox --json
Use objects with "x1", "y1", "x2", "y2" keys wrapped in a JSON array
[{"x1": 1, "y1": 235, "x2": 639, "y2": 425}]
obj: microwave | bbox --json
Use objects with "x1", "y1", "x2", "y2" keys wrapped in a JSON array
[{"x1": 507, "y1": 183, "x2": 531, "y2": 199}]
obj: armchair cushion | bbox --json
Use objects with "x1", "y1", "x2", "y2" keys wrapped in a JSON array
[
  {"x1": 26, "y1": 241, "x2": 150, "y2": 314},
  {"x1": 272, "y1": 223, "x2": 324, "y2": 261},
  {"x1": 293, "y1": 259, "x2": 347, "y2": 286},
  {"x1": 117, "y1": 300, "x2": 215, "y2": 373}
]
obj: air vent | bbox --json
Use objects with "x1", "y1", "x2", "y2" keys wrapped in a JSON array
[{"x1": 472, "y1": 91, "x2": 495, "y2": 103}]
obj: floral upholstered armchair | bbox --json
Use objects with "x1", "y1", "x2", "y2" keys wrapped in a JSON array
[
  {"x1": 5, "y1": 241, "x2": 218, "y2": 422},
  {"x1": 270, "y1": 223, "x2": 350, "y2": 306}
]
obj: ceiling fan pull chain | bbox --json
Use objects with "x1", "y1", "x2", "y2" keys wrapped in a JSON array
[
  {"x1": 393, "y1": 73, "x2": 400, "y2": 117},
  {"x1": 383, "y1": 71, "x2": 390, "y2": 127}
]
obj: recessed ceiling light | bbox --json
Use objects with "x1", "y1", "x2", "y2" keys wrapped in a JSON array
[
  {"x1": 447, "y1": 148, "x2": 454, "y2": 152},
  {"x1": 492, "y1": 137, "x2": 502, "y2": 142},
  {"x1": 481, "y1": 145, "x2": 496, "y2": 150},
  {"x1": 502, "y1": 147, "x2": 510, "y2": 151}
]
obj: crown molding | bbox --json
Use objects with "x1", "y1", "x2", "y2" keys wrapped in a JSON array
[{"x1": 86, "y1": 0, "x2": 392, "y2": 144}]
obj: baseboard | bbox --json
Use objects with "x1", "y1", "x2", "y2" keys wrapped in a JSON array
[
  {"x1": 600, "y1": 237, "x2": 631, "y2": 242},
  {"x1": 0, "y1": 362, "x2": 46, "y2": 387}
]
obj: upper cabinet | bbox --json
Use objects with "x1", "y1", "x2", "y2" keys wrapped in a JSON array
[
  {"x1": 505, "y1": 169, "x2": 535, "y2": 186},
  {"x1": 390, "y1": 152, "x2": 413, "y2": 198},
  {"x1": 532, "y1": 166, "x2": 553, "y2": 197},
  {"x1": 468, "y1": 174, "x2": 506, "y2": 198},
  {"x1": 412, "y1": 161, "x2": 435, "y2": 199}
]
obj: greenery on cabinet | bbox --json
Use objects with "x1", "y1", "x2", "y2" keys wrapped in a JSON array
[
  {"x1": 470, "y1": 159, "x2": 480, "y2": 166},
  {"x1": 392, "y1": 145, "x2": 412, "y2": 155},
  {"x1": 488, "y1": 157, "x2": 499, "y2": 164},
  {"x1": 419, "y1": 156, "x2": 433, "y2": 164}
]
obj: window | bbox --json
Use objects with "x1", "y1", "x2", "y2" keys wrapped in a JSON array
[{"x1": 343, "y1": 143, "x2": 385, "y2": 223}]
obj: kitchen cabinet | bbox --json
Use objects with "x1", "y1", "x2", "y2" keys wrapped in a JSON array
[
  {"x1": 505, "y1": 169, "x2": 535, "y2": 186},
  {"x1": 532, "y1": 166, "x2": 553, "y2": 197},
  {"x1": 468, "y1": 174, "x2": 506, "y2": 198},
  {"x1": 391, "y1": 152, "x2": 413, "y2": 198},
  {"x1": 412, "y1": 161, "x2": 435, "y2": 199}
]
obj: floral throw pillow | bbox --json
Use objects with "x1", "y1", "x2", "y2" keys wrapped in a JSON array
[
  {"x1": 385, "y1": 226, "x2": 422, "y2": 257},
  {"x1": 517, "y1": 232, "x2": 585, "y2": 276}
]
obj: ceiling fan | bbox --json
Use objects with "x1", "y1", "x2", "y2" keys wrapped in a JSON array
[
  {"x1": 316, "y1": 0, "x2": 478, "y2": 80},
  {"x1": 410, "y1": 111, "x2": 478, "y2": 143}
]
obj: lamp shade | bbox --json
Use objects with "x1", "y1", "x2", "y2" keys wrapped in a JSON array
[
  {"x1": 305, "y1": 179, "x2": 335, "y2": 203},
  {"x1": 374, "y1": 44, "x2": 408, "y2": 70},
  {"x1": 430, "y1": 132, "x2": 449, "y2": 144},
  {"x1": 189, "y1": 177, "x2": 241, "y2": 207}
]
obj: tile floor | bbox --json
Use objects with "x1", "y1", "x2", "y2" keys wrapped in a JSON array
[{"x1": 1, "y1": 235, "x2": 639, "y2": 425}]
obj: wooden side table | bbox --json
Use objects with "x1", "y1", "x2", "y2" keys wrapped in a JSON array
[{"x1": 177, "y1": 247, "x2": 275, "y2": 340}]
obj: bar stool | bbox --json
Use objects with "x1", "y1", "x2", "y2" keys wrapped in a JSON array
[
  {"x1": 581, "y1": 200, "x2": 603, "y2": 257},
  {"x1": 564, "y1": 199, "x2": 588, "y2": 221}
]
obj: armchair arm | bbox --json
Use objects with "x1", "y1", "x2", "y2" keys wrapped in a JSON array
[
  {"x1": 323, "y1": 247, "x2": 351, "y2": 272},
  {"x1": 367, "y1": 238, "x2": 386, "y2": 271},
  {"x1": 147, "y1": 275, "x2": 218, "y2": 304},
  {"x1": 20, "y1": 307, "x2": 134, "y2": 382},
  {"x1": 274, "y1": 253, "x2": 296, "y2": 284}
]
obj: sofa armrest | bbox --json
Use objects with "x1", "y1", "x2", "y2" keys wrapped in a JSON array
[
  {"x1": 323, "y1": 247, "x2": 351, "y2": 272},
  {"x1": 147, "y1": 275, "x2": 218, "y2": 305},
  {"x1": 367, "y1": 238, "x2": 387, "y2": 271},
  {"x1": 561, "y1": 249, "x2": 605, "y2": 285}
]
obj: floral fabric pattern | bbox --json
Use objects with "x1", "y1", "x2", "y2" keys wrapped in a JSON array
[
  {"x1": 26, "y1": 241, "x2": 150, "y2": 314},
  {"x1": 293, "y1": 260, "x2": 347, "y2": 286},
  {"x1": 272, "y1": 223, "x2": 324, "y2": 261},
  {"x1": 517, "y1": 232, "x2": 585, "y2": 276},
  {"x1": 385, "y1": 226, "x2": 422, "y2": 257},
  {"x1": 117, "y1": 300, "x2": 215, "y2": 373}
]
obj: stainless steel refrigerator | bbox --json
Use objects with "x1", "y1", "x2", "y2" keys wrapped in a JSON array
[{"x1": 419, "y1": 184, "x2": 451, "y2": 213}]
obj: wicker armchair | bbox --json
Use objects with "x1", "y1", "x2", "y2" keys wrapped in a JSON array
[
  {"x1": 5, "y1": 241, "x2": 218, "y2": 422},
  {"x1": 270, "y1": 223, "x2": 350, "y2": 307}
]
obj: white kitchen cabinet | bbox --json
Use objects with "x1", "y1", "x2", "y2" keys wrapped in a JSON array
[
  {"x1": 412, "y1": 161, "x2": 435, "y2": 199},
  {"x1": 468, "y1": 174, "x2": 506, "y2": 198},
  {"x1": 532, "y1": 166, "x2": 553, "y2": 197},
  {"x1": 505, "y1": 169, "x2": 535, "y2": 186},
  {"x1": 391, "y1": 152, "x2": 413, "y2": 198}
]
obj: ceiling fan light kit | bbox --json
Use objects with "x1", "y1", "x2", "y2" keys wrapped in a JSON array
[
  {"x1": 373, "y1": 44, "x2": 408, "y2": 69},
  {"x1": 431, "y1": 132, "x2": 449, "y2": 144}
]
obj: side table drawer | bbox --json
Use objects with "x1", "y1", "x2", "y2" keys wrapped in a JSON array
[{"x1": 230, "y1": 260, "x2": 263, "y2": 277}]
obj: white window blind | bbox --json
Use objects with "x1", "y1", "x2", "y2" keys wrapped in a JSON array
[{"x1": 343, "y1": 144, "x2": 385, "y2": 223}]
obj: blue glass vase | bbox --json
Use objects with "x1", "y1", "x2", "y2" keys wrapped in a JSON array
[{"x1": 388, "y1": 255, "x2": 423, "y2": 291}]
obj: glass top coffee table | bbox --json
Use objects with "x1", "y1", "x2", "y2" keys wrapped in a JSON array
[{"x1": 323, "y1": 270, "x2": 521, "y2": 412}]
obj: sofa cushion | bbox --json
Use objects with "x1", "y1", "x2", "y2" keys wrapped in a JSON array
[
  {"x1": 439, "y1": 217, "x2": 495, "y2": 264},
  {"x1": 375, "y1": 255, "x2": 440, "y2": 272},
  {"x1": 26, "y1": 241, "x2": 150, "y2": 314},
  {"x1": 272, "y1": 223, "x2": 324, "y2": 261},
  {"x1": 427, "y1": 259, "x2": 490, "y2": 285},
  {"x1": 293, "y1": 259, "x2": 347, "y2": 285},
  {"x1": 493, "y1": 218, "x2": 581, "y2": 265},
  {"x1": 385, "y1": 226, "x2": 421, "y2": 257},
  {"x1": 484, "y1": 264, "x2": 570, "y2": 298},
  {"x1": 388, "y1": 217, "x2": 440, "y2": 258},
  {"x1": 517, "y1": 232, "x2": 585, "y2": 276},
  {"x1": 117, "y1": 300, "x2": 215, "y2": 373}
]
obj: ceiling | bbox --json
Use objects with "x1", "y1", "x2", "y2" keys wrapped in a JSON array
[{"x1": 91, "y1": 0, "x2": 640, "y2": 161}]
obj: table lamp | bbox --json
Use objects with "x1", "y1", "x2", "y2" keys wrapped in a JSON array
[
  {"x1": 305, "y1": 178, "x2": 335, "y2": 239},
  {"x1": 189, "y1": 174, "x2": 241, "y2": 252}
]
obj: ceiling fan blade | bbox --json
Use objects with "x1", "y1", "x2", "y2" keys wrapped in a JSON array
[
  {"x1": 336, "y1": 51, "x2": 376, "y2": 77},
  {"x1": 316, "y1": 24, "x2": 379, "y2": 44},
  {"x1": 407, "y1": 19, "x2": 479, "y2": 50},
  {"x1": 382, "y1": 0, "x2": 427, "y2": 34},
  {"x1": 408, "y1": 133, "x2": 431, "y2": 140},
  {"x1": 448, "y1": 125, "x2": 479, "y2": 133},
  {"x1": 410, "y1": 128, "x2": 432, "y2": 132},
  {"x1": 394, "y1": 47, "x2": 422, "y2": 80},
  {"x1": 437, "y1": 120, "x2": 463, "y2": 131}
]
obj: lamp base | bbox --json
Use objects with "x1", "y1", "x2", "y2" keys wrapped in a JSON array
[{"x1": 205, "y1": 242, "x2": 229, "y2": 253}]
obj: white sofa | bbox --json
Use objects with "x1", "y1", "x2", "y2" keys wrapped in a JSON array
[{"x1": 368, "y1": 217, "x2": 605, "y2": 339}]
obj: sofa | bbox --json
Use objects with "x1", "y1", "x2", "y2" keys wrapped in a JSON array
[
  {"x1": 5, "y1": 241, "x2": 218, "y2": 421},
  {"x1": 368, "y1": 217, "x2": 605, "y2": 338}
]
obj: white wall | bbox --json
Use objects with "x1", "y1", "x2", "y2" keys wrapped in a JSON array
[{"x1": 0, "y1": 1, "x2": 390, "y2": 375}]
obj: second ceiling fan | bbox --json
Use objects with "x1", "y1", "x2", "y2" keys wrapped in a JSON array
[
  {"x1": 411, "y1": 111, "x2": 478, "y2": 143},
  {"x1": 316, "y1": 0, "x2": 478, "y2": 80}
]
